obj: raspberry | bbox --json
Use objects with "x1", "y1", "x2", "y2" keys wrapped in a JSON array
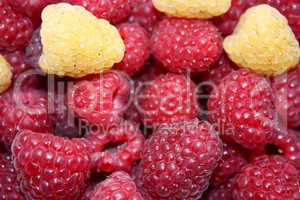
[
  {"x1": 272, "y1": 63, "x2": 300, "y2": 128},
  {"x1": 86, "y1": 120, "x2": 145, "y2": 172},
  {"x1": 69, "y1": 0, "x2": 132, "y2": 24},
  {"x1": 224, "y1": 4, "x2": 300, "y2": 76},
  {"x1": 129, "y1": 0, "x2": 163, "y2": 33},
  {"x1": 0, "y1": 88, "x2": 53, "y2": 149},
  {"x1": 39, "y1": 3, "x2": 125, "y2": 78},
  {"x1": 213, "y1": 0, "x2": 257, "y2": 36},
  {"x1": 138, "y1": 73, "x2": 199, "y2": 127},
  {"x1": 0, "y1": 153, "x2": 25, "y2": 200},
  {"x1": 68, "y1": 71, "x2": 131, "y2": 128},
  {"x1": 0, "y1": 55, "x2": 12, "y2": 93},
  {"x1": 82, "y1": 171, "x2": 143, "y2": 200},
  {"x1": 152, "y1": 18, "x2": 222, "y2": 74},
  {"x1": 113, "y1": 23, "x2": 150, "y2": 76},
  {"x1": 233, "y1": 155, "x2": 300, "y2": 200},
  {"x1": 135, "y1": 119, "x2": 223, "y2": 200},
  {"x1": 211, "y1": 143, "x2": 247, "y2": 186},
  {"x1": 152, "y1": 0, "x2": 231, "y2": 19},
  {"x1": 25, "y1": 28, "x2": 42, "y2": 71},
  {"x1": 0, "y1": 0, "x2": 33, "y2": 51},
  {"x1": 203, "y1": 178, "x2": 235, "y2": 200},
  {"x1": 11, "y1": 130, "x2": 93, "y2": 199}
]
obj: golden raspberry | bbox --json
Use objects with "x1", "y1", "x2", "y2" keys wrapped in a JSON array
[
  {"x1": 0, "y1": 55, "x2": 12, "y2": 93},
  {"x1": 152, "y1": 0, "x2": 231, "y2": 19},
  {"x1": 224, "y1": 4, "x2": 300, "y2": 76},
  {"x1": 39, "y1": 3, "x2": 125, "y2": 78}
]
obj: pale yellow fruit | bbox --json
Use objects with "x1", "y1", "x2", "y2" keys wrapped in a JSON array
[
  {"x1": 0, "y1": 55, "x2": 12, "y2": 93},
  {"x1": 224, "y1": 4, "x2": 300, "y2": 76},
  {"x1": 39, "y1": 3, "x2": 125, "y2": 78}
]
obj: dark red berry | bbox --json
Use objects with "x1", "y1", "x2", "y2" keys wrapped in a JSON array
[
  {"x1": 203, "y1": 178, "x2": 235, "y2": 200},
  {"x1": 25, "y1": 28, "x2": 42, "y2": 71}
]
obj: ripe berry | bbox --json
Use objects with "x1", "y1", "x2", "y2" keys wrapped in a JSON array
[
  {"x1": 138, "y1": 73, "x2": 199, "y2": 127},
  {"x1": 135, "y1": 119, "x2": 223, "y2": 200},
  {"x1": 113, "y1": 23, "x2": 150, "y2": 76},
  {"x1": 82, "y1": 171, "x2": 143, "y2": 200},
  {"x1": 68, "y1": 71, "x2": 131, "y2": 128},
  {"x1": 0, "y1": 0, "x2": 33, "y2": 51},
  {"x1": 233, "y1": 155, "x2": 300, "y2": 200},
  {"x1": 25, "y1": 28, "x2": 42, "y2": 71},
  {"x1": 151, "y1": 17, "x2": 222, "y2": 74},
  {"x1": 69, "y1": 0, "x2": 132, "y2": 24},
  {"x1": 0, "y1": 153, "x2": 25, "y2": 200},
  {"x1": 203, "y1": 178, "x2": 235, "y2": 200},
  {"x1": 11, "y1": 130, "x2": 93, "y2": 199}
]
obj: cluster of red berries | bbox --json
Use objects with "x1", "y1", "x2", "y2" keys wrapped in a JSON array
[{"x1": 0, "y1": 0, "x2": 300, "y2": 200}]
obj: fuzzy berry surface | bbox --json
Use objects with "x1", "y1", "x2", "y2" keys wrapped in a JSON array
[
  {"x1": 135, "y1": 119, "x2": 223, "y2": 200},
  {"x1": 11, "y1": 130, "x2": 93, "y2": 200},
  {"x1": 113, "y1": 23, "x2": 150, "y2": 76},
  {"x1": 138, "y1": 73, "x2": 199, "y2": 127},
  {"x1": 233, "y1": 155, "x2": 300, "y2": 200},
  {"x1": 203, "y1": 178, "x2": 235, "y2": 200},
  {"x1": 0, "y1": 0, "x2": 33, "y2": 51},
  {"x1": 151, "y1": 17, "x2": 222, "y2": 74}
]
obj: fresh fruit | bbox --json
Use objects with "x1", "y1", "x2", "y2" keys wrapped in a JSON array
[
  {"x1": 68, "y1": 71, "x2": 131, "y2": 128},
  {"x1": 233, "y1": 155, "x2": 300, "y2": 200},
  {"x1": 11, "y1": 130, "x2": 93, "y2": 199},
  {"x1": 81, "y1": 171, "x2": 143, "y2": 200},
  {"x1": 138, "y1": 73, "x2": 199, "y2": 127},
  {"x1": 113, "y1": 23, "x2": 150, "y2": 76},
  {"x1": 152, "y1": 17, "x2": 222, "y2": 73},
  {"x1": 135, "y1": 119, "x2": 223, "y2": 200},
  {"x1": 0, "y1": 55, "x2": 12, "y2": 93},
  {"x1": 0, "y1": 153, "x2": 25, "y2": 200},
  {"x1": 203, "y1": 178, "x2": 235, "y2": 200},
  {"x1": 25, "y1": 28, "x2": 42, "y2": 71},
  {"x1": 152, "y1": 0, "x2": 231, "y2": 19},
  {"x1": 69, "y1": 0, "x2": 132, "y2": 24},
  {"x1": 224, "y1": 4, "x2": 300, "y2": 76},
  {"x1": 0, "y1": 0, "x2": 33, "y2": 51},
  {"x1": 86, "y1": 120, "x2": 145, "y2": 172},
  {"x1": 39, "y1": 3, "x2": 125, "y2": 78}
]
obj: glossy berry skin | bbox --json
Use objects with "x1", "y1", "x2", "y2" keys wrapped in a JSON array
[
  {"x1": 11, "y1": 130, "x2": 93, "y2": 200},
  {"x1": 272, "y1": 64, "x2": 300, "y2": 128},
  {"x1": 113, "y1": 23, "x2": 150, "y2": 76},
  {"x1": 0, "y1": 88, "x2": 53, "y2": 149},
  {"x1": 69, "y1": 0, "x2": 132, "y2": 24},
  {"x1": 151, "y1": 17, "x2": 222, "y2": 74},
  {"x1": 138, "y1": 73, "x2": 199, "y2": 127},
  {"x1": 129, "y1": 0, "x2": 163, "y2": 33},
  {"x1": 68, "y1": 71, "x2": 131, "y2": 129},
  {"x1": 82, "y1": 171, "x2": 143, "y2": 200},
  {"x1": 0, "y1": 0, "x2": 33, "y2": 51},
  {"x1": 208, "y1": 69, "x2": 276, "y2": 150},
  {"x1": 0, "y1": 153, "x2": 25, "y2": 200},
  {"x1": 136, "y1": 119, "x2": 223, "y2": 200},
  {"x1": 204, "y1": 178, "x2": 235, "y2": 200},
  {"x1": 86, "y1": 120, "x2": 145, "y2": 173},
  {"x1": 25, "y1": 28, "x2": 42, "y2": 71},
  {"x1": 211, "y1": 143, "x2": 247, "y2": 186},
  {"x1": 233, "y1": 155, "x2": 300, "y2": 200}
]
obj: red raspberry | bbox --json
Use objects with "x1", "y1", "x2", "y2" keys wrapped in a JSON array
[
  {"x1": 137, "y1": 73, "x2": 199, "y2": 127},
  {"x1": 129, "y1": 0, "x2": 163, "y2": 33},
  {"x1": 82, "y1": 171, "x2": 143, "y2": 200},
  {"x1": 113, "y1": 23, "x2": 150, "y2": 76},
  {"x1": 272, "y1": 63, "x2": 300, "y2": 128},
  {"x1": 0, "y1": 0, "x2": 33, "y2": 51},
  {"x1": 11, "y1": 130, "x2": 93, "y2": 199},
  {"x1": 233, "y1": 155, "x2": 300, "y2": 200},
  {"x1": 151, "y1": 17, "x2": 222, "y2": 74},
  {"x1": 86, "y1": 120, "x2": 145, "y2": 172},
  {"x1": 203, "y1": 178, "x2": 235, "y2": 200},
  {"x1": 211, "y1": 143, "x2": 247, "y2": 186},
  {"x1": 0, "y1": 88, "x2": 53, "y2": 149},
  {"x1": 135, "y1": 119, "x2": 223, "y2": 200},
  {"x1": 69, "y1": 0, "x2": 132, "y2": 24},
  {"x1": 25, "y1": 28, "x2": 42, "y2": 71},
  {"x1": 0, "y1": 153, "x2": 25, "y2": 200},
  {"x1": 213, "y1": 0, "x2": 257, "y2": 36},
  {"x1": 68, "y1": 71, "x2": 131, "y2": 128}
]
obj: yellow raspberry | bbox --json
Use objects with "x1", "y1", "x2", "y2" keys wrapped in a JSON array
[
  {"x1": 39, "y1": 3, "x2": 125, "y2": 78},
  {"x1": 224, "y1": 4, "x2": 300, "y2": 76},
  {"x1": 0, "y1": 55, "x2": 12, "y2": 93},
  {"x1": 152, "y1": 0, "x2": 231, "y2": 19}
]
